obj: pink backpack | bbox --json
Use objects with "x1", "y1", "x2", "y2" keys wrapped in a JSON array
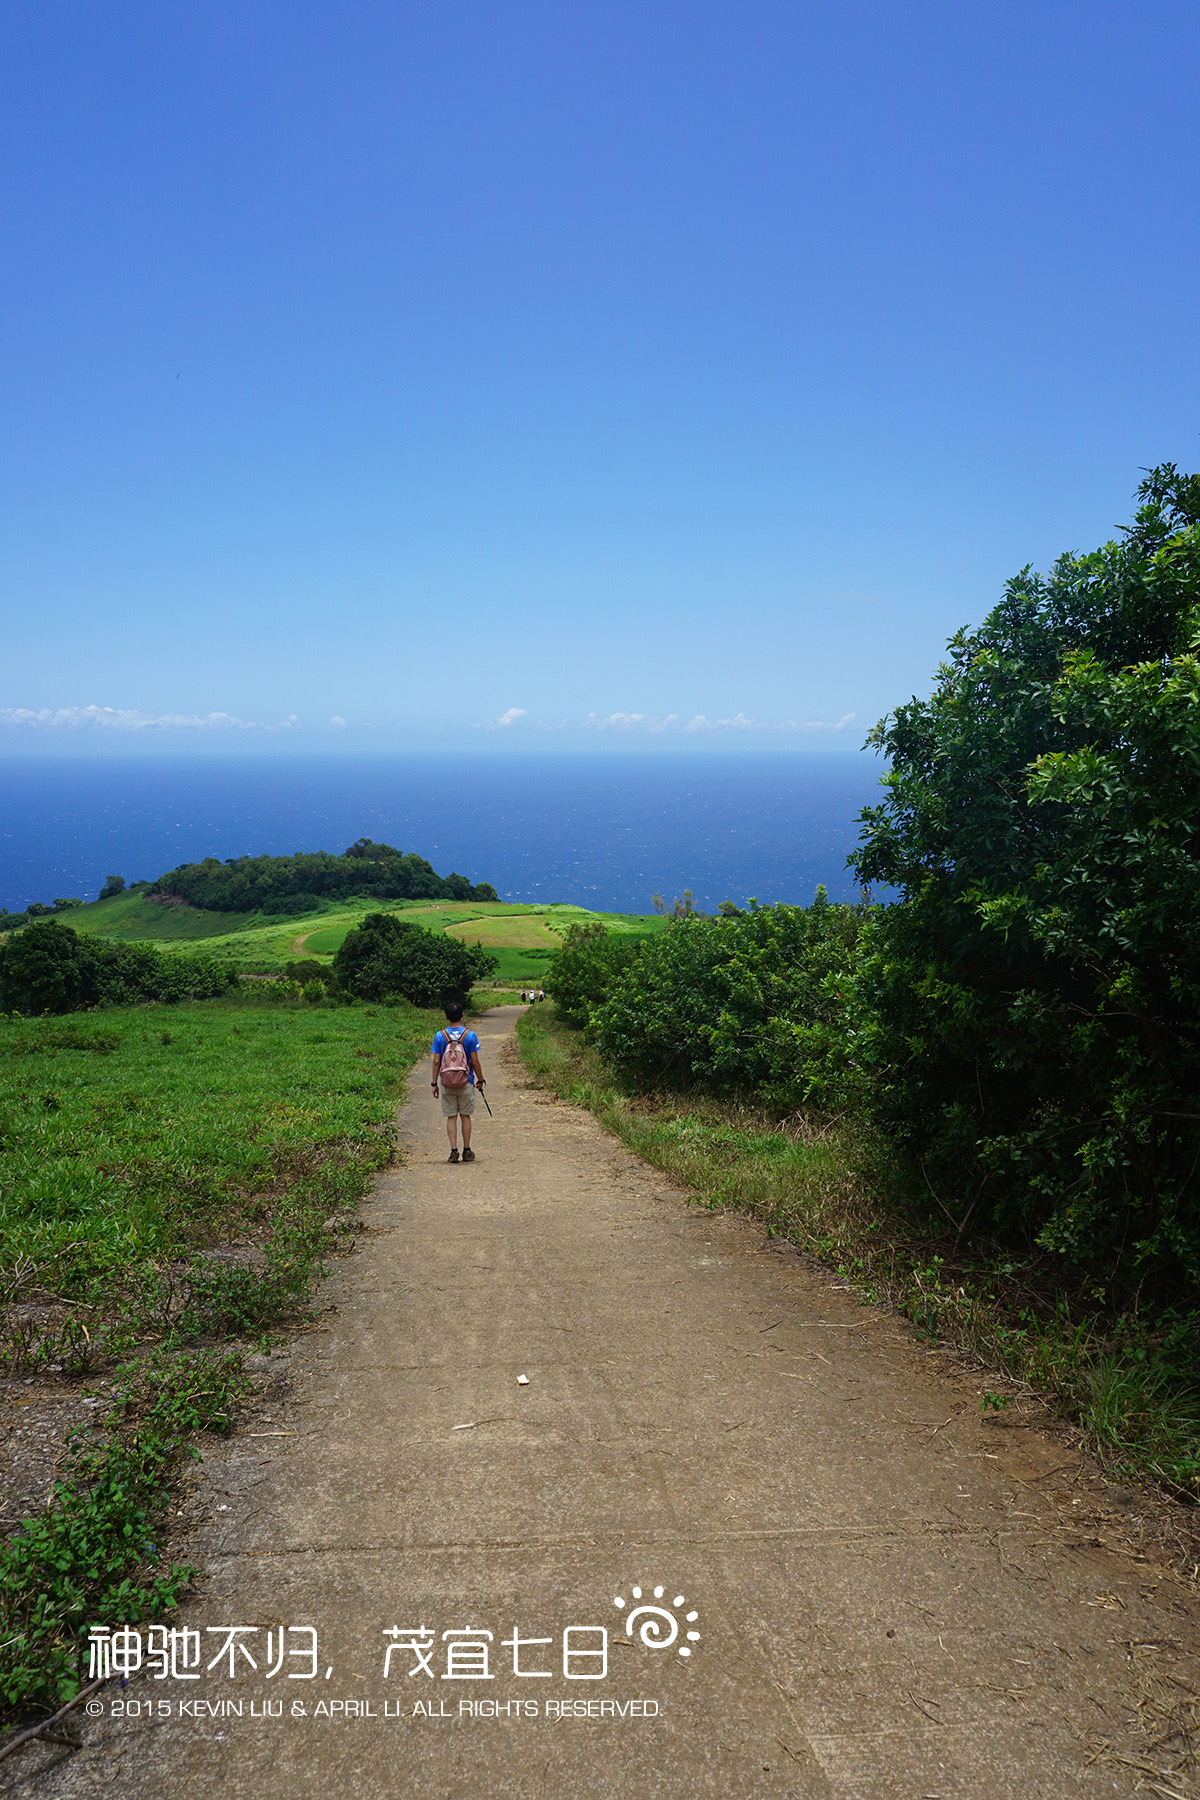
[{"x1": 440, "y1": 1026, "x2": 471, "y2": 1089}]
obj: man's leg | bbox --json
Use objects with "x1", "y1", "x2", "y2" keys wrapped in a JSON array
[
  {"x1": 461, "y1": 1113, "x2": 472, "y2": 1150},
  {"x1": 445, "y1": 1114, "x2": 459, "y2": 1150}
]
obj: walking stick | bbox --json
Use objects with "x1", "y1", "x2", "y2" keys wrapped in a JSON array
[{"x1": 478, "y1": 1082, "x2": 493, "y2": 1117}]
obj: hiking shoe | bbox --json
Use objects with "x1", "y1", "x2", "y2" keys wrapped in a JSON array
[
  {"x1": 461, "y1": 1147, "x2": 475, "y2": 1162},
  {"x1": 448, "y1": 1148, "x2": 459, "y2": 1162}
]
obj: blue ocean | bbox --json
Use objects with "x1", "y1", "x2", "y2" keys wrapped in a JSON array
[{"x1": 0, "y1": 754, "x2": 888, "y2": 916}]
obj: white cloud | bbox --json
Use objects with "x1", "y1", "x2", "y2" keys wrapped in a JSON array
[
  {"x1": 686, "y1": 710, "x2": 856, "y2": 734},
  {"x1": 0, "y1": 705, "x2": 300, "y2": 732},
  {"x1": 782, "y1": 712, "x2": 857, "y2": 733},
  {"x1": 329, "y1": 715, "x2": 347, "y2": 728},
  {"x1": 684, "y1": 712, "x2": 756, "y2": 732},
  {"x1": 475, "y1": 706, "x2": 528, "y2": 730},
  {"x1": 584, "y1": 712, "x2": 680, "y2": 731}
]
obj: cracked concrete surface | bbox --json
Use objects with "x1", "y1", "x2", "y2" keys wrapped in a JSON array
[{"x1": 14, "y1": 1007, "x2": 1199, "y2": 1798}]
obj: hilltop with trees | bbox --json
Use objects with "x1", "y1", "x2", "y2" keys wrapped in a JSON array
[{"x1": 147, "y1": 838, "x2": 498, "y2": 914}]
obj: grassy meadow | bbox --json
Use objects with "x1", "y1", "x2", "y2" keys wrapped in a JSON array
[
  {"x1": 0, "y1": 895, "x2": 661, "y2": 1717},
  {"x1": 50, "y1": 890, "x2": 263, "y2": 942},
  {"x1": 0, "y1": 990, "x2": 442, "y2": 1716},
  {"x1": 0, "y1": 998, "x2": 434, "y2": 1278},
  {"x1": 58, "y1": 890, "x2": 664, "y2": 987}
]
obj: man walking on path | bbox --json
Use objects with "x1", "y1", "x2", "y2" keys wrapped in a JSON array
[{"x1": 430, "y1": 1001, "x2": 485, "y2": 1162}]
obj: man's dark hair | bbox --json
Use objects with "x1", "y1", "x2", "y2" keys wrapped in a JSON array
[{"x1": 444, "y1": 1001, "x2": 464, "y2": 1021}]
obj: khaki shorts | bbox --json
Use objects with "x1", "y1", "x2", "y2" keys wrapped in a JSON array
[{"x1": 439, "y1": 1082, "x2": 476, "y2": 1117}]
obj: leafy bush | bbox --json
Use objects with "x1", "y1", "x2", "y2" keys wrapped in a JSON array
[
  {"x1": 588, "y1": 893, "x2": 865, "y2": 1111},
  {"x1": 333, "y1": 911, "x2": 497, "y2": 1006},
  {"x1": 544, "y1": 921, "x2": 643, "y2": 1026},
  {"x1": 0, "y1": 919, "x2": 95, "y2": 1013},
  {"x1": 0, "y1": 920, "x2": 239, "y2": 1014},
  {"x1": 852, "y1": 463, "x2": 1200, "y2": 1301}
]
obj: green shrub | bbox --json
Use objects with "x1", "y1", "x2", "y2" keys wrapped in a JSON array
[
  {"x1": 588, "y1": 892, "x2": 865, "y2": 1112},
  {"x1": 333, "y1": 911, "x2": 497, "y2": 1006},
  {"x1": 543, "y1": 921, "x2": 643, "y2": 1026},
  {"x1": 0, "y1": 921, "x2": 239, "y2": 1014},
  {"x1": 0, "y1": 919, "x2": 94, "y2": 1013},
  {"x1": 260, "y1": 892, "x2": 323, "y2": 916}
]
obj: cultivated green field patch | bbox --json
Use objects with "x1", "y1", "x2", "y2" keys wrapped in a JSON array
[
  {"x1": 444, "y1": 914, "x2": 564, "y2": 950},
  {"x1": 484, "y1": 946, "x2": 558, "y2": 982},
  {"x1": 280, "y1": 902, "x2": 661, "y2": 963}
]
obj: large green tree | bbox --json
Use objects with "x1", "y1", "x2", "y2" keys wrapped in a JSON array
[
  {"x1": 852, "y1": 464, "x2": 1200, "y2": 1297},
  {"x1": 333, "y1": 913, "x2": 496, "y2": 1007}
]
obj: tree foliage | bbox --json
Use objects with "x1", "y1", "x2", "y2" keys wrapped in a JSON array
[
  {"x1": 850, "y1": 464, "x2": 1200, "y2": 1297},
  {"x1": 543, "y1": 922, "x2": 644, "y2": 1027},
  {"x1": 0, "y1": 921, "x2": 239, "y2": 1014},
  {"x1": 332, "y1": 913, "x2": 497, "y2": 1007},
  {"x1": 150, "y1": 838, "x2": 499, "y2": 912},
  {"x1": 588, "y1": 894, "x2": 866, "y2": 1111}
]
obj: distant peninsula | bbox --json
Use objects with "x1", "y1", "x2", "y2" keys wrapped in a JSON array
[{"x1": 0, "y1": 838, "x2": 498, "y2": 929}]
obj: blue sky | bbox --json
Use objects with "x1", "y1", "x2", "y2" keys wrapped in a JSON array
[{"x1": 2, "y1": 0, "x2": 1198, "y2": 756}]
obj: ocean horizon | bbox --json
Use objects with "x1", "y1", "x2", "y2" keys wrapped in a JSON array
[{"x1": 0, "y1": 753, "x2": 888, "y2": 917}]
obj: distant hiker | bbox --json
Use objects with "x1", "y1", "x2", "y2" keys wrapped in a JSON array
[
  {"x1": 431, "y1": 1002, "x2": 485, "y2": 1163},
  {"x1": 537, "y1": 989, "x2": 545, "y2": 1002},
  {"x1": 520, "y1": 989, "x2": 528, "y2": 1004}
]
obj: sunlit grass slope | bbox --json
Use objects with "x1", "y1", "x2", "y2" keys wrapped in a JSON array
[
  {"x1": 0, "y1": 998, "x2": 436, "y2": 1276},
  {"x1": 63, "y1": 891, "x2": 262, "y2": 941},
  {"x1": 47, "y1": 891, "x2": 664, "y2": 983}
]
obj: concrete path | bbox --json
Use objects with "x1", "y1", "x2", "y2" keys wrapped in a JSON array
[{"x1": 20, "y1": 1008, "x2": 1199, "y2": 1798}]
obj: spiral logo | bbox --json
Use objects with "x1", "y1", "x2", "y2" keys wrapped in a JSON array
[
  {"x1": 626, "y1": 1606, "x2": 678, "y2": 1648},
  {"x1": 613, "y1": 1585, "x2": 701, "y2": 1658}
]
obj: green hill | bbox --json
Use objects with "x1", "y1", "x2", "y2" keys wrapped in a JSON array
[
  {"x1": 52, "y1": 891, "x2": 664, "y2": 984},
  {"x1": 63, "y1": 890, "x2": 264, "y2": 942}
]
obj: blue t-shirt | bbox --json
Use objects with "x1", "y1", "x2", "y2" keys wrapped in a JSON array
[{"x1": 432, "y1": 1027, "x2": 480, "y2": 1084}]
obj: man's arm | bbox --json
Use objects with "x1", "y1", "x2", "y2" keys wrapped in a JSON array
[
  {"x1": 431, "y1": 1040, "x2": 442, "y2": 1093},
  {"x1": 470, "y1": 1048, "x2": 485, "y2": 1087}
]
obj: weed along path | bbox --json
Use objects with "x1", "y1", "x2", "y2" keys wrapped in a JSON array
[{"x1": 26, "y1": 1008, "x2": 1198, "y2": 1799}]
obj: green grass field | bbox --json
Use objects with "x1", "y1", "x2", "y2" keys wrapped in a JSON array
[
  {"x1": 0, "y1": 899, "x2": 661, "y2": 1715},
  {"x1": 59, "y1": 891, "x2": 266, "y2": 941},
  {"x1": 0, "y1": 997, "x2": 439, "y2": 1278},
  {"x1": 52, "y1": 890, "x2": 665, "y2": 979},
  {"x1": 0, "y1": 991, "x2": 446, "y2": 1715}
]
